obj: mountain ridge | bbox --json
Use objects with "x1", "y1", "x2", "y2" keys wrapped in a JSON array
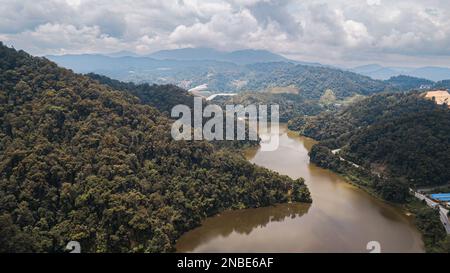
[
  {"x1": 352, "y1": 64, "x2": 450, "y2": 81},
  {"x1": 47, "y1": 54, "x2": 396, "y2": 99}
]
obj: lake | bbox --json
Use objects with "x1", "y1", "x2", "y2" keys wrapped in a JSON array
[{"x1": 176, "y1": 124, "x2": 424, "y2": 253}]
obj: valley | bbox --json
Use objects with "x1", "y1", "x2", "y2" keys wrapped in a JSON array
[
  {"x1": 0, "y1": 44, "x2": 312, "y2": 253},
  {"x1": 2, "y1": 0, "x2": 450, "y2": 259},
  {"x1": 1, "y1": 43, "x2": 449, "y2": 254}
]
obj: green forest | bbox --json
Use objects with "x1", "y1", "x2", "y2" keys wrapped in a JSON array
[
  {"x1": 216, "y1": 91, "x2": 324, "y2": 122},
  {"x1": 384, "y1": 75, "x2": 434, "y2": 90},
  {"x1": 242, "y1": 63, "x2": 392, "y2": 99},
  {"x1": 295, "y1": 92, "x2": 450, "y2": 252},
  {"x1": 86, "y1": 73, "x2": 196, "y2": 116},
  {"x1": 0, "y1": 43, "x2": 311, "y2": 253},
  {"x1": 87, "y1": 74, "x2": 260, "y2": 150},
  {"x1": 293, "y1": 92, "x2": 450, "y2": 186}
]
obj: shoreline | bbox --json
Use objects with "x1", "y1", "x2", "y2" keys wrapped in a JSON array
[
  {"x1": 290, "y1": 128, "x2": 434, "y2": 252},
  {"x1": 174, "y1": 125, "x2": 426, "y2": 253}
]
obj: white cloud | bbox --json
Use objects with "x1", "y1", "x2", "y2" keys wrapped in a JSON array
[
  {"x1": 169, "y1": 9, "x2": 259, "y2": 50},
  {"x1": 366, "y1": 0, "x2": 381, "y2": 6},
  {"x1": 3, "y1": 23, "x2": 123, "y2": 55},
  {"x1": 1, "y1": 0, "x2": 450, "y2": 66},
  {"x1": 65, "y1": 0, "x2": 81, "y2": 7},
  {"x1": 343, "y1": 20, "x2": 371, "y2": 47}
]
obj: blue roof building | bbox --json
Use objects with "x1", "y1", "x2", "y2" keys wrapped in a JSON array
[{"x1": 430, "y1": 193, "x2": 450, "y2": 202}]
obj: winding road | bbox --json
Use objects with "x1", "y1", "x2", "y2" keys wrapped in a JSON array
[{"x1": 332, "y1": 150, "x2": 450, "y2": 234}]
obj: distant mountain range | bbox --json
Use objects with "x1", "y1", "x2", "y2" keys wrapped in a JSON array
[
  {"x1": 149, "y1": 48, "x2": 291, "y2": 65},
  {"x1": 351, "y1": 64, "x2": 450, "y2": 82},
  {"x1": 49, "y1": 48, "x2": 450, "y2": 83},
  {"x1": 48, "y1": 53, "x2": 392, "y2": 99},
  {"x1": 104, "y1": 47, "x2": 321, "y2": 66},
  {"x1": 106, "y1": 48, "x2": 450, "y2": 82},
  {"x1": 47, "y1": 48, "x2": 450, "y2": 98}
]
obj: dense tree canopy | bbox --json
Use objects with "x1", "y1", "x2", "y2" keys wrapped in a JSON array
[
  {"x1": 296, "y1": 92, "x2": 450, "y2": 186},
  {"x1": 216, "y1": 91, "x2": 324, "y2": 122},
  {"x1": 0, "y1": 43, "x2": 311, "y2": 253},
  {"x1": 304, "y1": 91, "x2": 449, "y2": 252},
  {"x1": 415, "y1": 207, "x2": 447, "y2": 252},
  {"x1": 385, "y1": 75, "x2": 434, "y2": 91},
  {"x1": 86, "y1": 73, "x2": 195, "y2": 115},
  {"x1": 87, "y1": 73, "x2": 259, "y2": 150},
  {"x1": 308, "y1": 144, "x2": 410, "y2": 203}
]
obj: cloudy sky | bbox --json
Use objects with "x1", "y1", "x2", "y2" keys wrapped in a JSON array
[{"x1": 1, "y1": 0, "x2": 450, "y2": 67}]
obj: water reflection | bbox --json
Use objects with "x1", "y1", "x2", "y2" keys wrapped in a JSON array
[
  {"x1": 176, "y1": 203, "x2": 311, "y2": 253},
  {"x1": 176, "y1": 124, "x2": 424, "y2": 253}
]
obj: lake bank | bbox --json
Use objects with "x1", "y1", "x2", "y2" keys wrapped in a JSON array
[{"x1": 176, "y1": 124, "x2": 424, "y2": 253}]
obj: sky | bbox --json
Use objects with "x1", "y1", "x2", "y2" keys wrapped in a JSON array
[{"x1": 1, "y1": 0, "x2": 450, "y2": 67}]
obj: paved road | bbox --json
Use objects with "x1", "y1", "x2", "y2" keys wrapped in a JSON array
[
  {"x1": 331, "y1": 149, "x2": 362, "y2": 169},
  {"x1": 412, "y1": 190, "x2": 450, "y2": 234},
  {"x1": 330, "y1": 150, "x2": 450, "y2": 234}
]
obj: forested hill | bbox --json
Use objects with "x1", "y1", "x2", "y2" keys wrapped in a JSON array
[
  {"x1": 297, "y1": 92, "x2": 450, "y2": 186},
  {"x1": 0, "y1": 43, "x2": 311, "y2": 253},
  {"x1": 86, "y1": 73, "x2": 259, "y2": 150},
  {"x1": 214, "y1": 91, "x2": 324, "y2": 122},
  {"x1": 86, "y1": 73, "x2": 195, "y2": 115},
  {"x1": 384, "y1": 75, "x2": 434, "y2": 90},
  {"x1": 242, "y1": 63, "x2": 391, "y2": 99}
]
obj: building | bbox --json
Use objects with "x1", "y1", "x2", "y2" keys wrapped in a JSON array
[{"x1": 430, "y1": 193, "x2": 450, "y2": 205}]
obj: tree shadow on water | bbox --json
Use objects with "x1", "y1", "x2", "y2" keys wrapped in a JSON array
[{"x1": 176, "y1": 202, "x2": 311, "y2": 252}]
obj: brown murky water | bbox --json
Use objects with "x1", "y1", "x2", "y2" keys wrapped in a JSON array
[{"x1": 176, "y1": 124, "x2": 424, "y2": 253}]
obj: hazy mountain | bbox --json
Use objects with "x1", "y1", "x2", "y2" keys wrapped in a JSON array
[
  {"x1": 352, "y1": 64, "x2": 450, "y2": 81},
  {"x1": 351, "y1": 64, "x2": 409, "y2": 80},
  {"x1": 351, "y1": 64, "x2": 385, "y2": 74},
  {"x1": 106, "y1": 50, "x2": 141, "y2": 57},
  {"x1": 148, "y1": 47, "x2": 293, "y2": 65},
  {"x1": 47, "y1": 54, "x2": 239, "y2": 85},
  {"x1": 408, "y1": 67, "x2": 450, "y2": 82},
  {"x1": 48, "y1": 53, "x2": 393, "y2": 99},
  {"x1": 148, "y1": 47, "x2": 224, "y2": 61}
]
